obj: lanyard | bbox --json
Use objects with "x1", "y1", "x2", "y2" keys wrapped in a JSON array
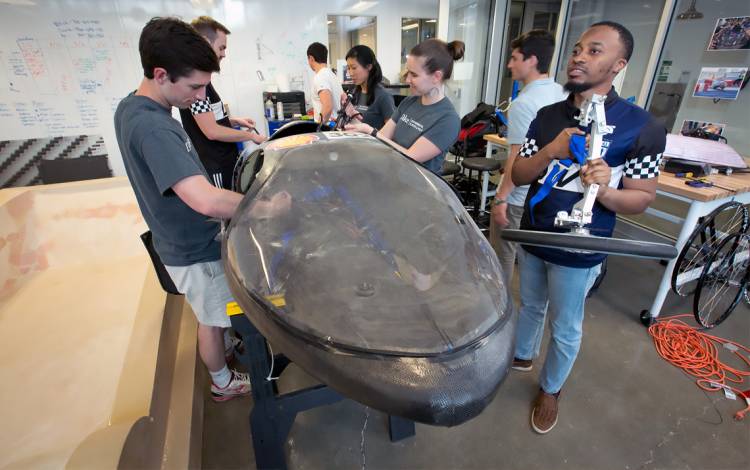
[{"x1": 527, "y1": 133, "x2": 588, "y2": 225}]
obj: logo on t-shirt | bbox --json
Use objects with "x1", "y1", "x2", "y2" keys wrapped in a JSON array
[
  {"x1": 210, "y1": 101, "x2": 226, "y2": 121},
  {"x1": 399, "y1": 114, "x2": 424, "y2": 133},
  {"x1": 537, "y1": 136, "x2": 622, "y2": 194},
  {"x1": 185, "y1": 139, "x2": 192, "y2": 153}
]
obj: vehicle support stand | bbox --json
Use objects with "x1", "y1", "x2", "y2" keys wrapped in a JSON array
[{"x1": 229, "y1": 314, "x2": 415, "y2": 470}]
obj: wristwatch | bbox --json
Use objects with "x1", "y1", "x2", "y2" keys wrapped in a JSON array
[
  {"x1": 370, "y1": 128, "x2": 378, "y2": 137},
  {"x1": 491, "y1": 198, "x2": 507, "y2": 207}
]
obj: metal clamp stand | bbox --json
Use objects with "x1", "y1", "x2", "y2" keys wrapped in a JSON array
[
  {"x1": 332, "y1": 90, "x2": 357, "y2": 131},
  {"x1": 554, "y1": 94, "x2": 613, "y2": 235},
  {"x1": 228, "y1": 313, "x2": 415, "y2": 470}
]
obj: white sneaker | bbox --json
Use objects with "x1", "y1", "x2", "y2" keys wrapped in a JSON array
[{"x1": 211, "y1": 370, "x2": 252, "y2": 402}]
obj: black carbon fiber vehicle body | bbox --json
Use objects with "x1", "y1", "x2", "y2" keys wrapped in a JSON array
[{"x1": 224, "y1": 132, "x2": 514, "y2": 426}]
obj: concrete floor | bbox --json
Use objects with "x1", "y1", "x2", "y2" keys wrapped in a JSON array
[{"x1": 202, "y1": 252, "x2": 750, "y2": 470}]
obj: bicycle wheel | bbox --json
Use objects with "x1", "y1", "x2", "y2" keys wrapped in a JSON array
[
  {"x1": 671, "y1": 202, "x2": 748, "y2": 297},
  {"x1": 742, "y1": 246, "x2": 750, "y2": 307},
  {"x1": 500, "y1": 229, "x2": 677, "y2": 260},
  {"x1": 693, "y1": 232, "x2": 750, "y2": 328}
]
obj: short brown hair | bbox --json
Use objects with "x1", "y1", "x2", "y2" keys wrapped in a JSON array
[
  {"x1": 139, "y1": 17, "x2": 220, "y2": 80},
  {"x1": 191, "y1": 16, "x2": 230, "y2": 43},
  {"x1": 410, "y1": 39, "x2": 465, "y2": 81},
  {"x1": 510, "y1": 30, "x2": 555, "y2": 74}
]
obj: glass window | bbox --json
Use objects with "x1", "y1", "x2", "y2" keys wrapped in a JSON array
[
  {"x1": 327, "y1": 15, "x2": 377, "y2": 82},
  {"x1": 554, "y1": 0, "x2": 667, "y2": 101},
  {"x1": 497, "y1": 1, "x2": 562, "y2": 104},
  {"x1": 646, "y1": 0, "x2": 749, "y2": 151},
  {"x1": 446, "y1": 0, "x2": 494, "y2": 117},
  {"x1": 401, "y1": 18, "x2": 437, "y2": 69}
]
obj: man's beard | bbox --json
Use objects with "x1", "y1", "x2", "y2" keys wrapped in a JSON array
[{"x1": 564, "y1": 81, "x2": 594, "y2": 94}]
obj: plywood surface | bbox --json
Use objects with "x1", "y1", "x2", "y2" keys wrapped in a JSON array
[{"x1": 0, "y1": 177, "x2": 170, "y2": 468}]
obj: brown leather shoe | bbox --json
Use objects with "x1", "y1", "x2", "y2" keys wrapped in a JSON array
[{"x1": 531, "y1": 390, "x2": 558, "y2": 434}]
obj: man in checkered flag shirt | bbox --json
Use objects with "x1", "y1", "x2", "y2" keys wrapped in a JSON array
[
  {"x1": 507, "y1": 22, "x2": 666, "y2": 435},
  {"x1": 179, "y1": 16, "x2": 267, "y2": 190}
]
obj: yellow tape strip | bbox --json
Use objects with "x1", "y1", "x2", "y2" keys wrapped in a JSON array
[
  {"x1": 225, "y1": 301, "x2": 243, "y2": 317},
  {"x1": 266, "y1": 294, "x2": 287, "y2": 307}
]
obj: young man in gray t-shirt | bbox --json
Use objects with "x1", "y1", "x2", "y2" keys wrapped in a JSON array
[
  {"x1": 115, "y1": 18, "x2": 289, "y2": 403},
  {"x1": 489, "y1": 30, "x2": 567, "y2": 285}
]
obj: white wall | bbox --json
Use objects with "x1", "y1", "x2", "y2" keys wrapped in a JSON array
[
  {"x1": 0, "y1": 0, "x2": 439, "y2": 178},
  {"x1": 658, "y1": 0, "x2": 750, "y2": 152},
  {"x1": 446, "y1": 0, "x2": 493, "y2": 117},
  {"x1": 556, "y1": 0, "x2": 666, "y2": 101}
]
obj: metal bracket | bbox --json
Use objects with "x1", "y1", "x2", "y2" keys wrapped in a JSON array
[{"x1": 554, "y1": 94, "x2": 613, "y2": 231}]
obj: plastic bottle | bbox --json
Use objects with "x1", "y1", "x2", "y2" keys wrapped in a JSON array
[
  {"x1": 265, "y1": 99, "x2": 275, "y2": 120},
  {"x1": 276, "y1": 100, "x2": 284, "y2": 120}
]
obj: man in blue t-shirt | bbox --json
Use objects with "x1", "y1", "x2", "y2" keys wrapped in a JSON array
[
  {"x1": 490, "y1": 30, "x2": 567, "y2": 286},
  {"x1": 510, "y1": 21, "x2": 665, "y2": 434},
  {"x1": 115, "y1": 18, "x2": 289, "y2": 403}
]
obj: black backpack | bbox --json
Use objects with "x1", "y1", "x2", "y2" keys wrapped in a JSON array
[{"x1": 450, "y1": 102, "x2": 504, "y2": 159}]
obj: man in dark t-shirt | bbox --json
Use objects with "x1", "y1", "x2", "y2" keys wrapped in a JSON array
[
  {"x1": 179, "y1": 16, "x2": 266, "y2": 190},
  {"x1": 115, "y1": 18, "x2": 289, "y2": 403},
  {"x1": 510, "y1": 22, "x2": 665, "y2": 434}
]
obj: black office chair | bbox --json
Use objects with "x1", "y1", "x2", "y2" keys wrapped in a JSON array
[
  {"x1": 139, "y1": 231, "x2": 180, "y2": 295},
  {"x1": 441, "y1": 160, "x2": 462, "y2": 178},
  {"x1": 38, "y1": 156, "x2": 112, "y2": 184},
  {"x1": 460, "y1": 157, "x2": 502, "y2": 224}
]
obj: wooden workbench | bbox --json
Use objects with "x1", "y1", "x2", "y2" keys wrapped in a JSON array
[
  {"x1": 657, "y1": 171, "x2": 750, "y2": 202},
  {"x1": 483, "y1": 134, "x2": 509, "y2": 148}
]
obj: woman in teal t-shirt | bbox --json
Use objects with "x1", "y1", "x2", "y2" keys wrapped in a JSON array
[
  {"x1": 347, "y1": 39, "x2": 463, "y2": 174},
  {"x1": 342, "y1": 45, "x2": 395, "y2": 130}
]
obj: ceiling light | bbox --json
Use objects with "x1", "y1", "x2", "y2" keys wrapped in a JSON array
[
  {"x1": 350, "y1": 1, "x2": 377, "y2": 12},
  {"x1": 426, "y1": 19, "x2": 437, "y2": 23},
  {"x1": 401, "y1": 23, "x2": 419, "y2": 31},
  {"x1": 190, "y1": 0, "x2": 215, "y2": 8}
]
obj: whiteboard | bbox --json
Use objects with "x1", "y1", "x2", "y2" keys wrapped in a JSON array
[{"x1": 0, "y1": 0, "x2": 438, "y2": 176}]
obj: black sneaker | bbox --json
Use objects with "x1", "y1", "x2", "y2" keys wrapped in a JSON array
[{"x1": 511, "y1": 357, "x2": 533, "y2": 371}]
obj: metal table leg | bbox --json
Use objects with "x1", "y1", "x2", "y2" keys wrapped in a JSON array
[
  {"x1": 478, "y1": 141, "x2": 495, "y2": 213},
  {"x1": 642, "y1": 200, "x2": 705, "y2": 324},
  {"x1": 642, "y1": 194, "x2": 750, "y2": 323}
]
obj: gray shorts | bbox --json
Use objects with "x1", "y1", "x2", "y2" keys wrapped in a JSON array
[{"x1": 165, "y1": 260, "x2": 234, "y2": 328}]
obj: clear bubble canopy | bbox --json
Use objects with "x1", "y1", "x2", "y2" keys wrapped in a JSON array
[{"x1": 225, "y1": 133, "x2": 509, "y2": 356}]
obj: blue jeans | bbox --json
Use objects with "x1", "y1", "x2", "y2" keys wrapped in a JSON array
[{"x1": 514, "y1": 248, "x2": 601, "y2": 394}]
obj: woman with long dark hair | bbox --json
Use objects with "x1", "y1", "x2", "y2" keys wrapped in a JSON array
[
  {"x1": 343, "y1": 45, "x2": 395, "y2": 129},
  {"x1": 347, "y1": 39, "x2": 464, "y2": 174}
]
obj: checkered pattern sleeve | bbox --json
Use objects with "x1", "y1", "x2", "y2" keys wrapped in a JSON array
[
  {"x1": 624, "y1": 116, "x2": 666, "y2": 179},
  {"x1": 624, "y1": 153, "x2": 662, "y2": 179},
  {"x1": 517, "y1": 138, "x2": 539, "y2": 159},
  {"x1": 190, "y1": 98, "x2": 211, "y2": 115}
]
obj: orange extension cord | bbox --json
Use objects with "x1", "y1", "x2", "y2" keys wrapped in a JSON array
[{"x1": 648, "y1": 314, "x2": 750, "y2": 421}]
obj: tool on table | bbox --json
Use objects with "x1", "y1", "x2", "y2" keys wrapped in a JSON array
[{"x1": 675, "y1": 172, "x2": 736, "y2": 192}]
